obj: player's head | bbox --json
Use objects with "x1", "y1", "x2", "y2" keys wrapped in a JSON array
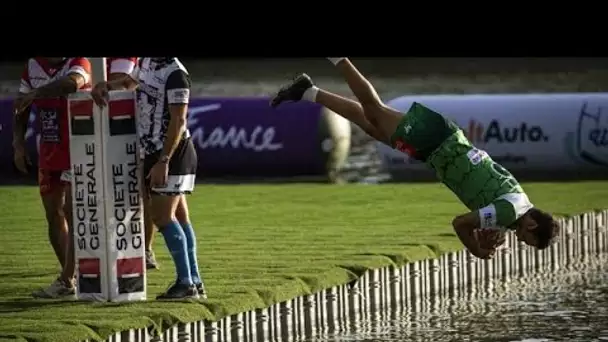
[
  {"x1": 514, "y1": 208, "x2": 559, "y2": 249},
  {"x1": 43, "y1": 57, "x2": 67, "y2": 65}
]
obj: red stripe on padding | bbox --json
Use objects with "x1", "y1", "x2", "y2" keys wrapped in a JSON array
[
  {"x1": 109, "y1": 99, "x2": 135, "y2": 118},
  {"x1": 116, "y1": 257, "x2": 144, "y2": 277}
]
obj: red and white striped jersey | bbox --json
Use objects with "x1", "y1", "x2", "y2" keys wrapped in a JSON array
[
  {"x1": 106, "y1": 57, "x2": 138, "y2": 77},
  {"x1": 20, "y1": 57, "x2": 92, "y2": 94},
  {"x1": 19, "y1": 57, "x2": 92, "y2": 170}
]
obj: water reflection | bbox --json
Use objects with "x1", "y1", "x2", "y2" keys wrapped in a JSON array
[{"x1": 304, "y1": 254, "x2": 608, "y2": 342}]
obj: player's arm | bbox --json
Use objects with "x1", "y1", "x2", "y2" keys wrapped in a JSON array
[
  {"x1": 452, "y1": 212, "x2": 485, "y2": 256},
  {"x1": 107, "y1": 57, "x2": 139, "y2": 90},
  {"x1": 31, "y1": 58, "x2": 91, "y2": 99},
  {"x1": 159, "y1": 70, "x2": 191, "y2": 160},
  {"x1": 13, "y1": 95, "x2": 31, "y2": 147},
  {"x1": 92, "y1": 59, "x2": 140, "y2": 107},
  {"x1": 13, "y1": 66, "x2": 32, "y2": 146}
]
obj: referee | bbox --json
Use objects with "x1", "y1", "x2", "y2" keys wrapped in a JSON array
[{"x1": 91, "y1": 57, "x2": 205, "y2": 300}]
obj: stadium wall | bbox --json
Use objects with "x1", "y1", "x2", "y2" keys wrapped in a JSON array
[{"x1": 88, "y1": 210, "x2": 608, "y2": 342}]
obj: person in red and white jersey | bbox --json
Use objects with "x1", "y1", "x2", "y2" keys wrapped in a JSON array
[
  {"x1": 101, "y1": 57, "x2": 160, "y2": 270},
  {"x1": 13, "y1": 57, "x2": 91, "y2": 299},
  {"x1": 106, "y1": 57, "x2": 138, "y2": 81}
]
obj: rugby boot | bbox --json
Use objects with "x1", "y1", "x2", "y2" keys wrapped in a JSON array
[
  {"x1": 195, "y1": 281, "x2": 208, "y2": 300},
  {"x1": 156, "y1": 280, "x2": 199, "y2": 300},
  {"x1": 32, "y1": 277, "x2": 76, "y2": 299},
  {"x1": 270, "y1": 73, "x2": 314, "y2": 108},
  {"x1": 145, "y1": 249, "x2": 159, "y2": 270}
]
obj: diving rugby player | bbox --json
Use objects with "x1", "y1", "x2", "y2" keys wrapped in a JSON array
[{"x1": 271, "y1": 58, "x2": 560, "y2": 259}]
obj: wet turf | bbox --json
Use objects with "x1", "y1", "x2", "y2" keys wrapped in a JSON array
[{"x1": 0, "y1": 182, "x2": 607, "y2": 341}]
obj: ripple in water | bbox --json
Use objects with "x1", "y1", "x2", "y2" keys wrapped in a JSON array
[{"x1": 302, "y1": 254, "x2": 608, "y2": 342}]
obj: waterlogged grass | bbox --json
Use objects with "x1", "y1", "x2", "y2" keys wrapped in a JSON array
[{"x1": 0, "y1": 182, "x2": 607, "y2": 342}]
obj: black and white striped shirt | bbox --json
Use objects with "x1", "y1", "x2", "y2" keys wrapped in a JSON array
[{"x1": 130, "y1": 57, "x2": 191, "y2": 155}]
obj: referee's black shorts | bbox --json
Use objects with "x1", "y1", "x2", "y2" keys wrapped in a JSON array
[{"x1": 143, "y1": 138, "x2": 197, "y2": 196}]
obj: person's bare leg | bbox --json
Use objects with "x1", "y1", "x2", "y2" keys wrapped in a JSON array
[
  {"x1": 139, "y1": 163, "x2": 159, "y2": 269},
  {"x1": 41, "y1": 190, "x2": 68, "y2": 270},
  {"x1": 327, "y1": 58, "x2": 403, "y2": 139},
  {"x1": 144, "y1": 193, "x2": 156, "y2": 250},
  {"x1": 33, "y1": 180, "x2": 75, "y2": 298},
  {"x1": 60, "y1": 184, "x2": 75, "y2": 284},
  {"x1": 305, "y1": 88, "x2": 389, "y2": 145}
]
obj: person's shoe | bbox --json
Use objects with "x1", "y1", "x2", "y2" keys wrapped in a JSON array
[
  {"x1": 32, "y1": 277, "x2": 76, "y2": 299},
  {"x1": 156, "y1": 281, "x2": 199, "y2": 300},
  {"x1": 195, "y1": 282, "x2": 208, "y2": 300},
  {"x1": 145, "y1": 250, "x2": 159, "y2": 270},
  {"x1": 270, "y1": 73, "x2": 314, "y2": 108}
]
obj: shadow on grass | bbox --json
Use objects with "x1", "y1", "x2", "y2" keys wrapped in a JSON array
[
  {"x1": 0, "y1": 271, "x2": 57, "y2": 279},
  {"x1": 0, "y1": 335, "x2": 29, "y2": 342},
  {"x1": 0, "y1": 299, "x2": 69, "y2": 313}
]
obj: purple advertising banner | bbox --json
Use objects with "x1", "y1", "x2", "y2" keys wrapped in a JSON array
[
  {"x1": 187, "y1": 97, "x2": 326, "y2": 177},
  {"x1": 0, "y1": 97, "x2": 328, "y2": 183}
]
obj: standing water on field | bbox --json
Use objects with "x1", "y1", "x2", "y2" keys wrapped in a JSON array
[{"x1": 301, "y1": 254, "x2": 608, "y2": 342}]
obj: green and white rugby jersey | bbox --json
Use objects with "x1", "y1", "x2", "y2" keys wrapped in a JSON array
[
  {"x1": 390, "y1": 102, "x2": 533, "y2": 230},
  {"x1": 428, "y1": 131, "x2": 533, "y2": 229}
]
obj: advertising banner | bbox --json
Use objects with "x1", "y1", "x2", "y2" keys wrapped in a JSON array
[
  {"x1": 68, "y1": 90, "x2": 146, "y2": 302},
  {"x1": 377, "y1": 93, "x2": 608, "y2": 177},
  {"x1": 0, "y1": 97, "x2": 329, "y2": 182},
  {"x1": 186, "y1": 97, "x2": 327, "y2": 177}
]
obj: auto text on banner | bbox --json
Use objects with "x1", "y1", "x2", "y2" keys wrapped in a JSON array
[
  {"x1": 102, "y1": 91, "x2": 146, "y2": 302},
  {"x1": 377, "y1": 93, "x2": 608, "y2": 175},
  {"x1": 68, "y1": 90, "x2": 146, "y2": 302},
  {"x1": 68, "y1": 91, "x2": 110, "y2": 301}
]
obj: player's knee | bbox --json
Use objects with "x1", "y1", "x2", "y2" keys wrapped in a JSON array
[
  {"x1": 151, "y1": 212, "x2": 173, "y2": 229},
  {"x1": 45, "y1": 203, "x2": 65, "y2": 227},
  {"x1": 149, "y1": 201, "x2": 176, "y2": 229},
  {"x1": 175, "y1": 199, "x2": 190, "y2": 224}
]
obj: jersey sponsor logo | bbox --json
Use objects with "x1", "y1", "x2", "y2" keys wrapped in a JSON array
[
  {"x1": 483, "y1": 212, "x2": 494, "y2": 228},
  {"x1": 464, "y1": 119, "x2": 549, "y2": 144},
  {"x1": 565, "y1": 102, "x2": 608, "y2": 167},
  {"x1": 40, "y1": 108, "x2": 60, "y2": 143},
  {"x1": 466, "y1": 148, "x2": 487, "y2": 165}
]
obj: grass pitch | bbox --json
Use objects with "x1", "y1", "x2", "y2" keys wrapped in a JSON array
[{"x1": 0, "y1": 182, "x2": 607, "y2": 342}]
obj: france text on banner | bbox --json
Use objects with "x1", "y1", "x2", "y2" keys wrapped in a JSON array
[{"x1": 185, "y1": 97, "x2": 327, "y2": 177}]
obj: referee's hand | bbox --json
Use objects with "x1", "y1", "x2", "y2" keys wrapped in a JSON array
[{"x1": 91, "y1": 81, "x2": 110, "y2": 107}]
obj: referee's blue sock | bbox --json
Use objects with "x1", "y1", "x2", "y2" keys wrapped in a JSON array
[
  {"x1": 160, "y1": 220, "x2": 193, "y2": 286},
  {"x1": 181, "y1": 222, "x2": 202, "y2": 285}
]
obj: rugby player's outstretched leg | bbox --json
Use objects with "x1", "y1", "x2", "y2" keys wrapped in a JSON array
[{"x1": 271, "y1": 74, "x2": 390, "y2": 145}]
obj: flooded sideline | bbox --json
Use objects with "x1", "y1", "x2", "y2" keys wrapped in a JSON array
[{"x1": 305, "y1": 254, "x2": 608, "y2": 342}]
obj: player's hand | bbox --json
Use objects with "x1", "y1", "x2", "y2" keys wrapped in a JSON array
[
  {"x1": 13, "y1": 142, "x2": 31, "y2": 174},
  {"x1": 473, "y1": 247, "x2": 496, "y2": 260},
  {"x1": 148, "y1": 162, "x2": 168, "y2": 189},
  {"x1": 476, "y1": 229, "x2": 506, "y2": 250},
  {"x1": 91, "y1": 82, "x2": 110, "y2": 107},
  {"x1": 13, "y1": 92, "x2": 36, "y2": 115}
]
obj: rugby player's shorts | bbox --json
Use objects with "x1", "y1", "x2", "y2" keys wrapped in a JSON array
[
  {"x1": 143, "y1": 138, "x2": 197, "y2": 196},
  {"x1": 38, "y1": 169, "x2": 72, "y2": 196}
]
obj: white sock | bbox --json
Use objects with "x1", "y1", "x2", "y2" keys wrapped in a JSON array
[
  {"x1": 327, "y1": 57, "x2": 346, "y2": 66},
  {"x1": 302, "y1": 86, "x2": 319, "y2": 102}
]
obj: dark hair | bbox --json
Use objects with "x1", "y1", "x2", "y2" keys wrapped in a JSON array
[{"x1": 528, "y1": 208, "x2": 559, "y2": 249}]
